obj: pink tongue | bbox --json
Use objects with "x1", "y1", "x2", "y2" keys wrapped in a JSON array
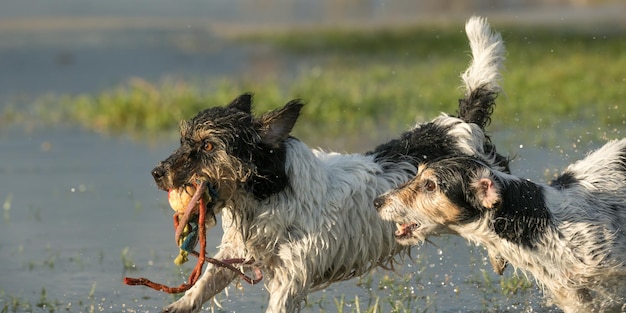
[{"x1": 174, "y1": 180, "x2": 207, "y2": 243}]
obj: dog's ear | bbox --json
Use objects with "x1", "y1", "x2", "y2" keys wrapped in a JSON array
[
  {"x1": 227, "y1": 93, "x2": 253, "y2": 113},
  {"x1": 475, "y1": 177, "x2": 501, "y2": 209},
  {"x1": 257, "y1": 100, "x2": 304, "y2": 147}
]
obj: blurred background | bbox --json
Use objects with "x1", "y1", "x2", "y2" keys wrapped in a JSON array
[
  {"x1": 1, "y1": 0, "x2": 624, "y2": 105},
  {"x1": 0, "y1": 1, "x2": 624, "y2": 312}
]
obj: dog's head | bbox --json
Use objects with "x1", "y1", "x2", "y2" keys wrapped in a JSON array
[
  {"x1": 374, "y1": 156, "x2": 502, "y2": 245},
  {"x1": 152, "y1": 93, "x2": 303, "y2": 204}
]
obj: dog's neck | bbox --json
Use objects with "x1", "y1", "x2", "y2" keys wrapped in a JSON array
[
  {"x1": 488, "y1": 177, "x2": 555, "y2": 249},
  {"x1": 244, "y1": 139, "x2": 292, "y2": 200}
]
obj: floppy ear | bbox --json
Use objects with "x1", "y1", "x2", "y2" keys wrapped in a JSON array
[
  {"x1": 475, "y1": 177, "x2": 501, "y2": 209},
  {"x1": 257, "y1": 99, "x2": 303, "y2": 147},
  {"x1": 227, "y1": 93, "x2": 253, "y2": 113}
]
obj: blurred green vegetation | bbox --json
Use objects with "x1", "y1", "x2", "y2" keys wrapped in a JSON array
[
  {"x1": 240, "y1": 24, "x2": 626, "y2": 137},
  {"x1": 4, "y1": 24, "x2": 625, "y2": 142}
]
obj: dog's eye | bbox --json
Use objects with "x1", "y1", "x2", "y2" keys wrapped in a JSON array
[
  {"x1": 424, "y1": 179, "x2": 436, "y2": 192},
  {"x1": 203, "y1": 140, "x2": 214, "y2": 152}
]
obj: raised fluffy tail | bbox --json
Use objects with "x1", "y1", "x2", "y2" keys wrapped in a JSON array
[
  {"x1": 457, "y1": 16, "x2": 505, "y2": 130},
  {"x1": 555, "y1": 138, "x2": 626, "y2": 191}
]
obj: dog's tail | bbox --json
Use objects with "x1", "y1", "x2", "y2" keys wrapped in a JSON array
[
  {"x1": 556, "y1": 138, "x2": 626, "y2": 191},
  {"x1": 457, "y1": 16, "x2": 505, "y2": 130}
]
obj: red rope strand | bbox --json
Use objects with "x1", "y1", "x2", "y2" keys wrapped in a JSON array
[{"x1": 123, "y1": 194, "x2": 263, "y2": 294}]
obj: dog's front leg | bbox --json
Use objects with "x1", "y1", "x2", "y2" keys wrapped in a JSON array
[
  {"x1": 264, "y1": 263, "x2": 309, "y2": 313},
  {"x1": 162, "y1": 249, "x2": 239, "y2": 313},
  {"x1": 548, "y1": 286, "x2": 594, "y2": 313},
  {"x1": 265, "y1": 281, "x2": 308, "y2": 313}
]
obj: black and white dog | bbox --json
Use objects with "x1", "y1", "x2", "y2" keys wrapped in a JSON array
[
  {"x1": 375, "y1": 139, "x2": 626, "y2": 312},
  {"x1": 149, "y1": 17, "x2": 506, "y2": 313}
]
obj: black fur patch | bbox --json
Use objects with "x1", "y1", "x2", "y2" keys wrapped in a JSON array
[
  {"x1": 368, "y1": 122, "x2": 462, "y2": 170},
  {"x1": 549, "y1": 172, "x2": 578, "y2": 190},
  {"x1": 457, "y1": 86, "x2": 497, "y2": 130},
  {"x1": 457, "y1": 86, "x2": 510, "y2": 173},
  {"x1": 244, "y1": 140, "x2": 290, "y2": 200},
  {"x1": 491, "y1": 179, "x2": 554, "y2": 249},
  {"x1": 368, "y1": 104, "x2": 509, "y2": 175}
]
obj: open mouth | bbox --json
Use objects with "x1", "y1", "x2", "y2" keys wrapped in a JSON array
[
  {"x1": 394, "y1": 222, "x2": 420, "y2": 239},
  {"x1": 167, "y1": 181, "x2": 217, "y2": 245}
]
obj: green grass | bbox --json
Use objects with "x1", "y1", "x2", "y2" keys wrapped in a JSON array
[{"x1": 3, "y1": 24, "x2": 625, "y2": 143}]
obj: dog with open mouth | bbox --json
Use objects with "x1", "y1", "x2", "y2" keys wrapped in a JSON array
[
  {"x1": 140, "y1": 16, "x2": 507, "y2": 313},
  {"x1": 374, "y1": 141, "x2": 626, "y2": 312}
]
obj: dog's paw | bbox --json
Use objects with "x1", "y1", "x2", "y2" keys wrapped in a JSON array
[{"x1": 161, "y1": 294, "x2": 203, "y2": 313}]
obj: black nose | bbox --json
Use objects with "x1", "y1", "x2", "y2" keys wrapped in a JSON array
[
  {"x1": 373, "y1": 196, "x2": 385, "y2": 211},
  {"x1": 151, "y1": 164, "x2": 166, "y2": 181}
]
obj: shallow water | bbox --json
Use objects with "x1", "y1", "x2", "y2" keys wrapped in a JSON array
[{"x1": 0, "y1": 125, "x2": 586, "y2": 312}]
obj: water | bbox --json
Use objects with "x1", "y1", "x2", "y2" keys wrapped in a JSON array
[
  {"x1": 0, "y1": 125, "x2": 581, "y2": 312},
  {"x1": 0, "y1": 128, "x2": 173, "y2": 311},
  {"x1": 0, "y1": 29, "x2": 253, "y2": 103}
]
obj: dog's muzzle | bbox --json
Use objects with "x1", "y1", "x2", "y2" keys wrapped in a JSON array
[{"x1": 151, "y1": 162, "x2": 170, "y2": 190}]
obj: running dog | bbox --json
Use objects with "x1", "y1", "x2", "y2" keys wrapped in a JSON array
[
  {"x1": 150, "y1": 16, "x2": 506, "y2": 313},
  {"x1": 375, "y1": 140, "x2": 626, "y2": 313}
]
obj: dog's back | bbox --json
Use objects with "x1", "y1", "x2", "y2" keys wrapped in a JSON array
[
  {"x1": 551, "y1": 138, "x2": 626, "y2": 220},
  {"x1": 546, "y1": 138, "x2": 626, "y2": 311}
]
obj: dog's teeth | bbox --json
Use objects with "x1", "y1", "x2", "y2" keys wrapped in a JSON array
[
  {"x1": 393, "y1": 223, "x2": 411, "y2": 238},
  {"x1": 394, "y1": 223, "x2": 404, "y2": 232}
]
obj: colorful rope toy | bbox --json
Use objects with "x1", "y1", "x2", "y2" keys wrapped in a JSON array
[
  {"x1": 170, "y1": 184, "x2": 217, "y2": 265},
  {"x1": 123, "y1": 181, "x2": 262, "y2": 294}
]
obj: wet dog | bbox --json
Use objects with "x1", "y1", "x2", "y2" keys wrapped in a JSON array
[
  {"x1": 150, "y1": 16, "x2": 506, "y2": 313},
  {"x1": 375, "y1": 139, "x2": 626, "y2": 313}
]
